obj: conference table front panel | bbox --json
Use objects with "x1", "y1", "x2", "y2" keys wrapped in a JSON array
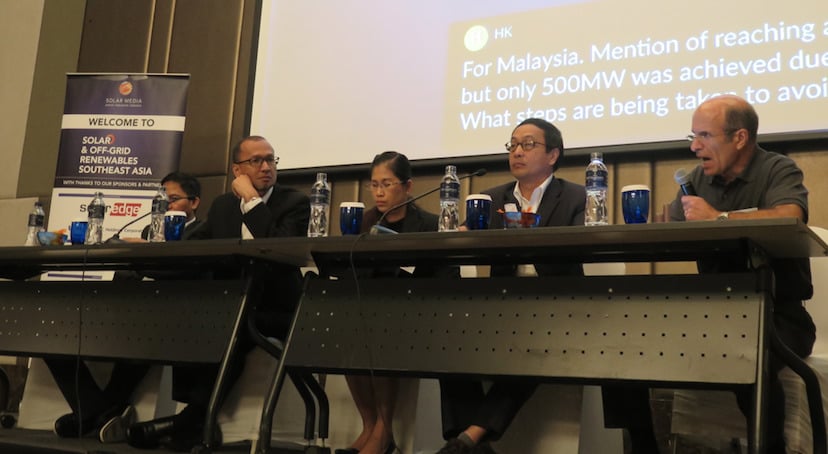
[
  {"x1": 284, "y1": 273, "x2": 763, "y2": 386},
  {"x1": 0, "y1": 279, "x2": 241, "y2": 363},
  {"x1": 0, "y1": 238, "x2": 313, "y2": 364}
]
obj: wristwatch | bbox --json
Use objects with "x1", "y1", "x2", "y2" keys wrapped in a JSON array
[{"x1": 716, "y1": 211, "x2": 730, "y2": 221}]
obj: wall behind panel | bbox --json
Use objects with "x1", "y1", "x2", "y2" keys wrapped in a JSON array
[
  {"x1": 1, "y1": 0, "x2": 44, "y2": 199},
  {"x1": 16, "y1": 0, "x2": 85, "y2": 202},
  {"x1": 77, "y1": 0, "x2": 155, "y2": 72},
  {"x1": 70, "y1": 0, "x2": 255, "y2": 213}
]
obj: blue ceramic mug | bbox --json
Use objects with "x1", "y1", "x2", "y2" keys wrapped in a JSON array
[
  {"x1": 621, "y1": 185, "x2": 650, "y2": 224},
  {"x1": 339, "y1": 202, "x2": 365, "y2": 235},
  {"x1": 465, "y1": 194, "x2": 492, "y2": 230},
  {"x1": 164, "y1": 210, "x2": 187, "y2": 240}
]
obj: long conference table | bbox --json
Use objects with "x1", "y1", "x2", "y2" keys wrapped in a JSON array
[{"x1": 0, "y1": 218, "x2": 825, "y2": 454}]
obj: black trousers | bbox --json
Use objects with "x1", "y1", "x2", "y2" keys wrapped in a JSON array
[
  {"x1": 44, "y1": 358, "x2": 149, "y2": 419},
  {"x1": 169, "y1": 271, "x2": 301, "y2": 416},
  {"x1": 439, "y1": 378, "x2": 537, "y2": 442}
]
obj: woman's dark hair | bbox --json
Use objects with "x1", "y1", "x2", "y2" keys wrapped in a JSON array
[
  {"x1": 362, "y1": 151, "x2": 413, "y2": 229},
  {"x1": 371, "y1": 151, "x2": 411, "y2": 183}
]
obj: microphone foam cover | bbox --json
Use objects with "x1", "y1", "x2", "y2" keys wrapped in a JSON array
[{"x1": 674, "y1": 168, "x2": 691, "y2": 185}]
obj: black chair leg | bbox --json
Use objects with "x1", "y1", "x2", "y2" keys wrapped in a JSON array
[
  {"x1": 288, "y1": 370, "x2": 317, "y2": 441},
  {"x1": 299, "y1": 371, "x2": 329, "y2": 440},
  {"x1": 771, "y1": 331, "x2": 826, "y2": 454}
]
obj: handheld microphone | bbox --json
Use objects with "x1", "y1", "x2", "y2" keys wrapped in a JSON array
[
  {"x1": 369, "y1": 168, "x2": 487, "y2": 235},
  {"x1": 105, "y1": 211, "x2": 152, "y2": 243},
  {"x1": 673, "y1": 168, "x2": 697, "y2": 196}
]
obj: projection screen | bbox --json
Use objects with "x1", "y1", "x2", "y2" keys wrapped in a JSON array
[{"x1": 250, "y1": 0, "x2": 828, "y2": 170}]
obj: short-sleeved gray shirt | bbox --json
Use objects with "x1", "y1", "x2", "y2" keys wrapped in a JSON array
[
  {"x1": 668, "y1": 146, "x2": 813, "y2": 307},
  {"x1": 669, "y1": 146, "x2": 808, "y2": 222}
]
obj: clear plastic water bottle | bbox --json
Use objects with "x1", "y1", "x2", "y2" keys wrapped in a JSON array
[
  {"x1": 148, "y1": 185, "x2": 168, "y2": 242},
  {"x1": 85, "y1": 192, "x2": 106, "y2": 244},
  {"x1": 24, "y1": 201, "x2": 46, "y2": 246},
  {"x1": 585, "y1": 152, "x2": 609, "y2": 226},
  {"x1": 438, "y1": 165, "x2": 460, "y2": 232},
  {"x1": 307, "y1": 172, "x2": 330, "y2": 237}
]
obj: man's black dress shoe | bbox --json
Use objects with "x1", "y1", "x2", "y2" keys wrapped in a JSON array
[
  {"x1": 98, "y1": 405, "x2": 136, "y2": 443},
  {"x1": 53, "y1": 405, "x2": 127, "y2": 438},
  {"x1": 471, "y1": 442, "x2": 497, "y2": 454},
  {"x1": 125, "y1": 415, "x2": 178, "y2": 449},
  {"x1": 54, "y1": 413, "x2": 92, "y2": 438},
  {"x1": 163, "y1": 422, "x2": 222, "y2": 452},
  {"x1": 436, "y1": 438, "x2": 473, "y2": 454}
]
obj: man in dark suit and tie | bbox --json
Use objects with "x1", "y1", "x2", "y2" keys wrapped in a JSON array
[
  {"x1": 126, "y1": 136, "x2": 310, "y2": 451},
  {"x1": 437, "y1": 118, "x2": 585, "y2": 454}
]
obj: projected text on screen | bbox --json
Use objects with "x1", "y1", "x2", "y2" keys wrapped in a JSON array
[
  {"x1": 444, "y1": 1, "x2": 828, "y2": 152},
  {"x1": 251, "y1": 0, "x2": 828, "y2": 170}
]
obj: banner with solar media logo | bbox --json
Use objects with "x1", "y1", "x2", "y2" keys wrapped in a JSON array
[{"x1": 46, "y1": 73, "x2": 189, "y2": 279}]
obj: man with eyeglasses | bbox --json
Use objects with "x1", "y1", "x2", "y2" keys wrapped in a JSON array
[
  {"x1": 135, "y1": 172, "x2": 202, "y2": 240},
  {"x1": 125, "y1": 136, "x2": 310, "y2": 451},
  {"x1": 189, "y1": 135, "x2": 306, "y2": 239},
  {"x1": 437, "y1": 118, "x2": 585, "y2": 454},
  {"x1": 603, "y1": 95, "x2": 814, "y2": 454}
]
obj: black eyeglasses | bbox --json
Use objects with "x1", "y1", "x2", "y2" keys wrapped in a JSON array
[
  {"x1": 235, "y1": 155, "x2": 279, "y2": 167},
  {"x1": 505, "y1": 139, "x2": 547, "y2": 152},
  {"x1": 168, "y1": 195, "x2": 195, "y2": 203}
]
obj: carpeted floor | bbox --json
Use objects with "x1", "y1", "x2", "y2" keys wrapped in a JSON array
[
  {"x1": 0, "y1": 428, "x2": 328, "y2": 453},
  {"x1": 0, "y1": 428, "x2": 260, "y2": 453}
]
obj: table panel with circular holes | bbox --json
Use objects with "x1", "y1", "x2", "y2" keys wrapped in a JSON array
[
  {"x1": 285, "y1": 273, "x2": 764, "y2": 386},
  {"x1": 0, "y1": 280, "x2": 241, "y2": 363}
]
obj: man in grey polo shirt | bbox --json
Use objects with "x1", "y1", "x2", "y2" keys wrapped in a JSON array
[{"x1": 604, "y1": 95, "x2": 815, "y2": 454}]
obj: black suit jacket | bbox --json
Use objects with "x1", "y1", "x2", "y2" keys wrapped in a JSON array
[
  {"x1": 189, "y1": 185, "x2": 310, "y2": 323},
  {"x1": 483, "y1": 177, "x2": 585, "y2": 277},
  {"x1": 358, "y1": 203, "x2": 459, "y2": 279},
  {"x1": 190, "y1": 185, "x2": 309, "y2": 240}
]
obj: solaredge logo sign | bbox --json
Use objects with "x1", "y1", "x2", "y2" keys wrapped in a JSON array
[
  {"x1": 79, "y1": 202, "x2": 141, "y2": 217},
  {"x1": 110, "y1": 202, "x2": 142, "y2": 217}
]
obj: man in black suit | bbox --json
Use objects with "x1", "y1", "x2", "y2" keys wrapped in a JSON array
[
  {"x1": 437, "y1": 118, "x2": 585, "y2": 454},
  {"x1": 126, "y1": 136, "x2": 310, "y2": 451},
  {"x1": 44, "y1": 172, "x2": 204, "y2": 444}
]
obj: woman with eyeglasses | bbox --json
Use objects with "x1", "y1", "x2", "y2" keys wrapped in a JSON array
[
  {"x1": 360, "y1": 151, "x2": 433, "y2": 236},
  {"x1": 336, "y1": 151, "x2": 457, "y2": 454}
]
